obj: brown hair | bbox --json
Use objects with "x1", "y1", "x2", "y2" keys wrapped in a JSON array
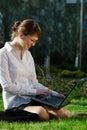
[{"x1": 11, "y1": 19, "x2": 41, "y2": 40}]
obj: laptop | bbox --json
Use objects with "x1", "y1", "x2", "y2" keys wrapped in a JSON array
[{"x1": 30, "y1": 78, "x2": 86, "y2": 109}]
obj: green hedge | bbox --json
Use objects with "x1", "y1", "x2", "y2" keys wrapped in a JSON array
[{"x1": 58, "y1": 70, "x2": 87, "y2": 78}]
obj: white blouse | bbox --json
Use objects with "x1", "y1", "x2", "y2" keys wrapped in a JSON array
[{"x1": 0, "y1": 42, "x2": 58, "y2": 110}]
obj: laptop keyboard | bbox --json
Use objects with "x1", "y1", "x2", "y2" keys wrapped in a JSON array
[{"x1": 37, "y1": 95, "x2": 64, "y2": 105}]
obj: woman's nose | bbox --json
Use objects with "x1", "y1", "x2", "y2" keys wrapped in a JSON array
[{"x1": 32, "y1": 42, "x2": 35, "y2": 46}]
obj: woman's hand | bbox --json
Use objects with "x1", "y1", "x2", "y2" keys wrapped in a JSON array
[
  {"x1": 57, "y1": 93, "x2": 65, "y2": 98},
  {"x1": 36, "y1": 89, "x2": 52, "y2": 96}
]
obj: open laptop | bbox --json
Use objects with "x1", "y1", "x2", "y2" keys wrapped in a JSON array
[{"x1": 30, "y1": 78, "x2": 86, "y2": 109}]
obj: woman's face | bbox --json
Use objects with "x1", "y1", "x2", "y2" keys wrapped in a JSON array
[{"x1": 19, "y1": 33, "x2": 39, "y2": 50}]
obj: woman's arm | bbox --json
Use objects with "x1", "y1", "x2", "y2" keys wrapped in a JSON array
[
  {"x1": 0, "y1": 51, "x2": 37, "y2": 96},
  {"x1": 28, "y1": 52, "x2": 60, "y2": 96}
]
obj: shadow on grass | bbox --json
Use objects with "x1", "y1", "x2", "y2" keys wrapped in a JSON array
[
  {"x1": 49, "y1": 116, "x2": 87, "y2": 123},
  {"x1": 65, "y1": 116, "x2": 87, "y2": 121}
]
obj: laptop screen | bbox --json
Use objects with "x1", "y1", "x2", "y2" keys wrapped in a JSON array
[{"x1": 60, "y1": 78, "x2": 86, "y2": 108}]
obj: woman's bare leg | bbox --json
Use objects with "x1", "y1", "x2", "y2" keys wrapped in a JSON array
[
  {"x1": 23, "y1": 106, "x2": 50, "y2": 120},
  {"x1": 44, "y1": 107, "x2": 87, "y2": 118},
  {"x1": 24, "y1": 105, "x2": 72, "y2": 120},
  {"x1": 56, "y1": 108, "x2": 73, "y2": 118},
  {"x1": 23, "y1": 106, "x2": 87, "y2": 120},
  {"x1": 44, "y1": 107, "x2": 73, "y2": 119}
]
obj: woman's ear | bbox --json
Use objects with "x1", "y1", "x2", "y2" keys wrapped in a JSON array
[{"x1": 19, "y1": 32, "x2": 24, "y2": 39}]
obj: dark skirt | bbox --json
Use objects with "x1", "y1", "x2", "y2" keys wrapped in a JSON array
[
  {"x1": 6, "y1": 100, "x2": 44, "y2": 112},
  {"x1": 3, "y1": 101, "x2": 41, "y2": 122}
]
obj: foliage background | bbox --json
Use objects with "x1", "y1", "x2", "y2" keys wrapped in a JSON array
[{"x1": 0, "y1": 0, "x2": 87, "y2": 73}]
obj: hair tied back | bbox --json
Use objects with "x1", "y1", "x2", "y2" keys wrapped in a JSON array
[{"x1": 12, "y1": 21, "x2": 21, "y2": 32}]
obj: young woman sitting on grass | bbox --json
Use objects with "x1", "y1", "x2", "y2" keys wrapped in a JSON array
[{"x1": 0, "y1": 19, "x2": 87, "y2": 121}]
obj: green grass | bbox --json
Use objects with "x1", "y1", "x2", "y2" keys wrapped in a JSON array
[{"x1": 0, "y1": 93, "x2": 87, "y2": 130}]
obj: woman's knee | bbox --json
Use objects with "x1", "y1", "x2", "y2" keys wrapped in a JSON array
[
  {"x1": 57, "y1": 108, "x2": 72, "y2": 118},
  {"x1": 24, "y1": 106, "x2": 50, "y2": 120},
  {"x1": 38, "y1": 106, "x2": 50, "y2": 120}
]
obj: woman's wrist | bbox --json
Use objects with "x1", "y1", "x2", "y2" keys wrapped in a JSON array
[{"x1": 52, "y1": 91, "x2": 59, "y2": 96}]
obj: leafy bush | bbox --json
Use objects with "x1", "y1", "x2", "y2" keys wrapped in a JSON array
[
  {"x1": 58, "y1": 70, "x2": 87, "y2": 78},
  {"x1": 50, "y1": 66, "x2": 62, "y2": 74}
]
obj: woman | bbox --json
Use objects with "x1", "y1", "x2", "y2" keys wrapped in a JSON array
[{"x1": 0, "y1": 19, "x2": 86, "y2": 120}]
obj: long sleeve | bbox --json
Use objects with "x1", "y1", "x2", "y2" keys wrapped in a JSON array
[{"x1": 0, "y1": 51, "x2": 37, "y2": 96}]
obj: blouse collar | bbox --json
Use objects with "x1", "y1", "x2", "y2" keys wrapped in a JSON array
[{"x1": 4, "y1": 42, "x2": 13, "y2": 52}]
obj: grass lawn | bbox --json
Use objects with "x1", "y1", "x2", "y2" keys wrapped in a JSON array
[{"x1": 0, "y1": 94, "x2": 87, "y2": 130}]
